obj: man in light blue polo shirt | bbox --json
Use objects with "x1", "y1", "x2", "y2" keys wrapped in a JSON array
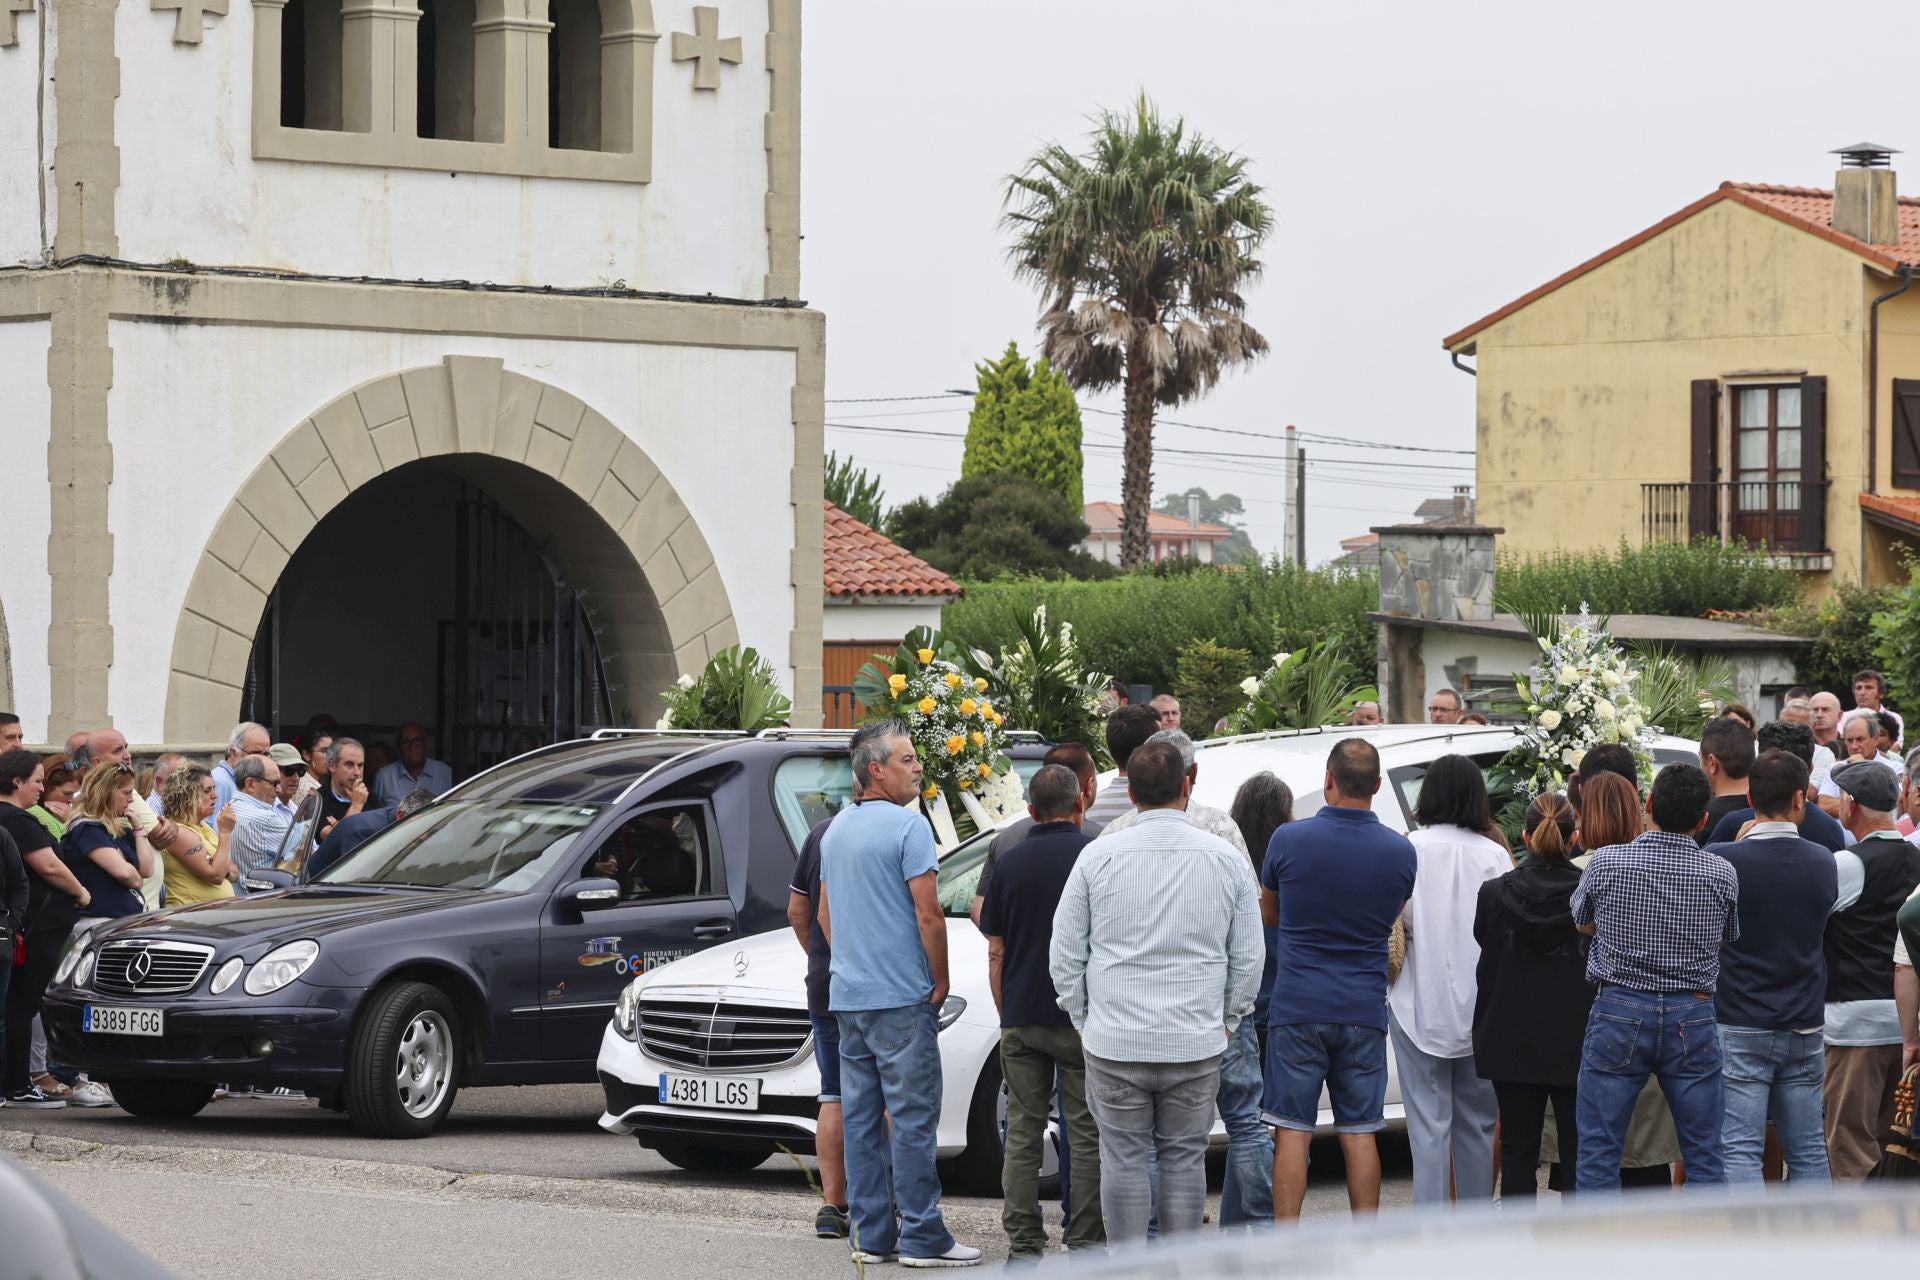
[{"x1": 819, "y1": 721, "x2": 978, "y2": 1269}]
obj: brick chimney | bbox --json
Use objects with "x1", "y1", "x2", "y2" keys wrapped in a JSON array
[{"x1": 1832, "y1": 142, "x2": 1900, "y2": 246}]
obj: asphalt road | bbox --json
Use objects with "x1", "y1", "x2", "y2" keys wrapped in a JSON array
[{"x1": 2, "y1": 1084, "x2": 1418, "y2": 1277}]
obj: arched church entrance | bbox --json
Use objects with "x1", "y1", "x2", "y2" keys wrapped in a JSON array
[
  {"x1": 164, "y1": 359, "x2": 740, "y2": 762},
  {"x1": 241, "y1": 457, "x2": 627, "y2": 777}
]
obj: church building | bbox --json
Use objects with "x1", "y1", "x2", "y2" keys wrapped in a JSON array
[{"x1": 0, "y1": 0, "x2": 824, "y2": 770}]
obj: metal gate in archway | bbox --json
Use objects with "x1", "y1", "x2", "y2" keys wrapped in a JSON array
[{"x1": 244, "y1": 483, "x2": 615, "y2": 777}]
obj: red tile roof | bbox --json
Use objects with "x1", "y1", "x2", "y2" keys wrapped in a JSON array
[
  {"x1": 1082, "y1": 500, "x2": 1233, "y2": 538},
  {"x1": 1445, "y1": 182, "x2": 1920, "y2": 352},
  {"x1": 822, "y1": 501, "x2": 962, "y2": 600},
  {"x1": 1859, "y1": 491, "x2": 1920, "y2": 536}
]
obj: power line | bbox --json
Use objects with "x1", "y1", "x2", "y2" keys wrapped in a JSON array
[{"x1": 823, "y1": 392, "x2": 1475, "y2": 457}]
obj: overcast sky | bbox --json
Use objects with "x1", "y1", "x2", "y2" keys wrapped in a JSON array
[{"x1": 799, "y1": 0, "x2": 1914, "y2": 563}]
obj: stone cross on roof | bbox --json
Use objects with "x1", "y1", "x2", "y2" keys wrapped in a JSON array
[
  {"x1": 671, "y1": 4, "x2": 742, "y2": 90},
  {"x1": 2, "y1": 0, "x2": 35, "y2": 48},
  {"x1": 152, "y1": 0, "x2": 227, "y2": 43}
]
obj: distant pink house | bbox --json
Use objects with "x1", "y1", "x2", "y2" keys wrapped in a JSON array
[{"x1": 1080, "y1": 500, "x2": 1233, "y2": 565}]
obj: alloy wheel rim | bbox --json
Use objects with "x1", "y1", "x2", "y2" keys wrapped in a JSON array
[{"x1": 394, "y1": 1010, "x2": 452, "y2": 1118}]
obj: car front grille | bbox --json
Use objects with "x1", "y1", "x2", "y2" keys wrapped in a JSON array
[
  {"x1": 92, "y1": 940, "x2": 216, "y2": 997},
  {"x1": 637, "y1": 998, "x2": 812, "y2": 1070}
]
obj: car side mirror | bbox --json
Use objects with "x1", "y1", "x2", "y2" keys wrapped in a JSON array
[
  {"x1": 561, "y1": 878, "x2": 623, "y2": 913},
  {"x1": 245, "y1": 868, "x2": 296, "y2": 893}
]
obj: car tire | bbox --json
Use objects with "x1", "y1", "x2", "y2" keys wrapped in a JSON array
[
  {"x1": 344, "y1": 981, "x2": 461, "y2": 1138},
  {"x1": 649, "y1": 1140, "x2": 774, "y2": 1174},
  {"x1": 951, "y1": 1054, "x2": 1064, "y2": 1198},
  {"x1": 107, "y1": 1077, "x2": 215, "y2": 1119}
]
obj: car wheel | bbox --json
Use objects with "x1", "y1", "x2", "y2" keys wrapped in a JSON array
[
  {"x1": 107, "y1": 1077, "x2": 215, "y2": 1119},
  {"x1": 344, "y1": 981, "x2": 460, "y2": 1138},
  {"x1": 649, "y1": 1140, "x2": 774, "y2": 1174}
]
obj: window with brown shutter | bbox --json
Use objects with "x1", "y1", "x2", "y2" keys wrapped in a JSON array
[
  {"x1": 1689, "y1": 379, "x2": 1720, "y2": 540},
  {"x1": 1800, "y1": 375, "x2": 1827, "y2": 551},
  {"x1": 1893, "y1": 379, "x2": 1920, "y2": 490}
]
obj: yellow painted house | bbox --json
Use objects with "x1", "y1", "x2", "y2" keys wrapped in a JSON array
[{"x1": 1445, "y1": 145, "x2": 1920, "y2": 587}]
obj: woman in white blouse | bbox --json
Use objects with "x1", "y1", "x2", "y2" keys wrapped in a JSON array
[{"x1": 1388, "y1": 754, "x2": 1514, "y2": 1206}]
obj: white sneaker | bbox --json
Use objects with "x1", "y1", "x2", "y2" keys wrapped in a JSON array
[
  {"x1": 902, "y1": 1245, "x2": 982, "y2": 1269},
  {"x1": 68, "y1": 1079, "x2": 113, "y2": 1108}
]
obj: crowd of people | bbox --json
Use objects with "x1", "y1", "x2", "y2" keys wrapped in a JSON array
[
  {"x1": 791, "y1": 678, "x2": 1920, "y2": 1265},
  {"x1": 0, "y1": 711, "x2": 453, "y2": 1112}
]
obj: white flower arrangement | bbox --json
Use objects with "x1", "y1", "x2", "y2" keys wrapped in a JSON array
[{"x1": 1509, "y1": 605, "x2": 1655, "y2": 797}]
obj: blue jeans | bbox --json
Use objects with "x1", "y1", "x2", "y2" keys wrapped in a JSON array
[
  {"x1": 1575, "y1": 988, "x2": 1725, "y2": 1190},
  {"x1": 837, "y1": 1003, "x2": 955, "y2": 1259},
  {"x1": 1217, "y1": 1018, "x2": 1274, "y2": 1226},
  {"x1": 1717, "y1": 1025, "x2": 1831, "y2": 1187},
  {"x1": 1262, "y1": 1021, "x2": 1390, "y2": 1133}
]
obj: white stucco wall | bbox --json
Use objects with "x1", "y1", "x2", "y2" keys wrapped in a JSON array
[
  {"x1": 0, "y1": 321, "x2": 53, "y2": 738},
  {"x1": 823, "y1": 600, "x2": 945, "y2": 643},
  {"x1": 112, "y1": 1, "x2": 770, "y2": 295},
  {"x1": 104, "y1": 318, "x2": 798, "y2": 741},
  {"x1": 1416, "y1": 629, "x2": 1537, "y2": 717},
  {"x1": 0, "y1": 6, "x2": 50, "y2": 266}
]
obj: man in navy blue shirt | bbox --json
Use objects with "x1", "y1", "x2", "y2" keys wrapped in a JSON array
[
  {"x1": 1705, "y1": 719, "x2": 1850, "y2": 851},
  {"x1": 979, "y1": 765, "x2": 1103, "y2": 1260},
  {"x1": 1260, "y1": 738, "x2": 1417, "y2": 1220},
  {"x1": 785, "y1": 815, "x2": 845, "y2": 1239},
  {"x1": 1705, "y1": 750, "x2": 1837, "y2": 1185}
]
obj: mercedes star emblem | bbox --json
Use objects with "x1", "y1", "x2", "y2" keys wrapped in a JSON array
[
  {"x1": 127, "y1": 949, "x2": 153, "y2": 984},
  {"x1": 732, "y1": 950, "x2": 748, "y2": 978}
]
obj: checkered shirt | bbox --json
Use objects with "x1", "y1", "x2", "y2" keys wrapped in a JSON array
[{"x1": 1571, "y1": 829, "x2": 1740, "y2": 993}]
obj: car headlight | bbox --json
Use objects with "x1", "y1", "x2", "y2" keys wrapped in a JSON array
[
  {"x1": 68, "y1": 948, "x2": 96, "y2": 990},
  {"x1": 614, "y1": 980, "x2": 640, "y2": 1041},
  {"x1": 54, "y1": 942, "x2": 88, "y2": 987},
  {"x1": 936, "y1": 996, "x2": 967, "y2": 1031},
  {"x1": 243, "y1": 940, "x2": 320, "y2": 996},
  {"x1": 209, "y1": 957, "x2": 245, "y2": 995}
]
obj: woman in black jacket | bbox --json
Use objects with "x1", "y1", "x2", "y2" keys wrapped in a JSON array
[{"x1": 1471, "y1": 792, "x2": 1595, "y2": 1199}]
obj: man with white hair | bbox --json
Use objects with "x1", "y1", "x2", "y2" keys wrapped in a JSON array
[
  {"x1": 1819, "y1": 711, "x2": 1906, "y2": 817},
  {"x1": 1782, "y1": 697, "x2": 1837, "y2": 787},
  {"x1": 145, "y1": 752, "x2": 187, "y2": 814},
  {"x1": 213, "y1": 721, "x2": 271, "y2": 816}
]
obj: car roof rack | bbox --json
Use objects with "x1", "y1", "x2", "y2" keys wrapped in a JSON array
[
  {"x1": 754, "y1": 727, "x2": 1051, "y2": 745},
  {"x1": 1196, "y1": 725, "x2": 1506, "y2": 750},
  {"x1": 590, "y1": 728, "x2": 747, "y2": 739}
]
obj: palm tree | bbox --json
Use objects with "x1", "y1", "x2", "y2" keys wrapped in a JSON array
[{"x1": 1003, "y1": 95, "x2": 1272, "y2": 569}]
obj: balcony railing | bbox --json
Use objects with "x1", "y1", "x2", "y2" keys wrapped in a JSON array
[{"x1": 1642, "y1": 480, "x2": 1829, "y2": 553}]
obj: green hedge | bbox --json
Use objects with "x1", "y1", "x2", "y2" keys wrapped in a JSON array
[
  {"x1": 1495, "y1": 539, "x2": 1803, "y2": 617},
  {"x1": 944, "y1": 560, "x2": 1378, "y2": 692}
]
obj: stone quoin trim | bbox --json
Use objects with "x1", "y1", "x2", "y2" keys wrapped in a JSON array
[
  {"x1": 762, "y1": 0, "x2": 801, "y2": 299},
  {"x1": 163, "y1": 357, "x2": 741, "y2": 743}
]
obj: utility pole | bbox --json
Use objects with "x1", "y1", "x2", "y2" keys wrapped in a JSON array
[
  {"x1": 1281, "y1": 424, "x2": 1297, "y2": 564},
  {"x1": 1294, "y1": 445, "x2": 1307, "y2": 566}
]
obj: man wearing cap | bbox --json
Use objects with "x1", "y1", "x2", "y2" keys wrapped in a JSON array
[
  {"x1": 268, "y1": 744, "x2": 310, "y2": 819},
  {"x1": 1823, "y1": 760, "x2": 1920, "y2": 1179}
]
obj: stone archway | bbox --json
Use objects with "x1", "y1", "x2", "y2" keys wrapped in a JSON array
[{"x1": 163, "y1": 356, "x2": 737, "y2": 743}]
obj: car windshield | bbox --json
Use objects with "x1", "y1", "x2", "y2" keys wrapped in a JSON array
[
  {"x1": 314, "y1": 800, "x2": 603, "y2": 891},
  {"x1": 935, "y1": 829, "x2": 999, "y2": 917}
]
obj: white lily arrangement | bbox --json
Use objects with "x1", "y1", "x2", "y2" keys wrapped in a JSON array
[{"x1": 1509, "y1": 605, "x2": 1655, "y2": 797}]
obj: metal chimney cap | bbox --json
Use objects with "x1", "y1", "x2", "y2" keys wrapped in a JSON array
[{"x1": 1833, "y1": 142, "x2": 1901, "y2": 168}]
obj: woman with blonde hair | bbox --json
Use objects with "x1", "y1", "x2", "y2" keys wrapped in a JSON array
[
  {"x1": 158, "y1": 764, "x2": 234, "y2": 905},
  {"x1": 1472, "y1": 792, "x2": 1594, "y2": 1198},
  {"x1": 64, "y1": 762, "x2": 155, "y2": 924}
]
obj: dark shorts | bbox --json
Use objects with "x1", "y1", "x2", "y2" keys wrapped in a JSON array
[
  {"x1": 1261, "y1": 1021, "x2": 1389, "y2": 1134},
  {"x1": 810, "y1": 1012, "x2": 841, "y2": 1103}
]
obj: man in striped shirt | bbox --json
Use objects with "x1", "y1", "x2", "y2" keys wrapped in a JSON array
[
  {"x1": 1084, "y1": 705, "x2": 1160, "y2": 829},
  {"x1": 1050, "y1": 741, "x2": 1265, "y2": 1242}
]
